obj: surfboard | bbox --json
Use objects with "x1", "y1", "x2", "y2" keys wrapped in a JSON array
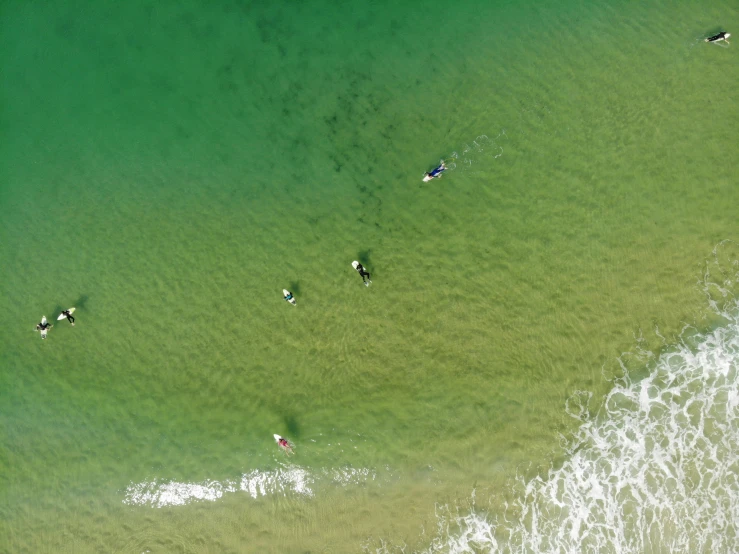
[
  {"x1": 57, "y1": 307, "x2": 75, "y2": 320},
  {"x1": 423, "y1": 161, "x2": 446, "y2": 181},
  {"x1": 274, "y1": 433, "x2": 293, "y2": 453},
  {"x1": 283, "y1": 289, "x2": 296, "y2": 305},
  {"x1": 39, "y1": 316, "x2": 49, "y2": 338},
  {"x1": 352, "y1": 261, "x2": 370, "y2": 286}
]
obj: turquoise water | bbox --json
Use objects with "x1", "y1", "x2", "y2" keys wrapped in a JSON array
[{"x1": 1, "y1": 0, "x2": 738, "y2": 552}]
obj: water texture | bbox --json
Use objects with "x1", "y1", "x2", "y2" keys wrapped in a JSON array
[
  {"x1": 409, "y1": 296, "x2": 739, "y2": 553},
  {"x1": 1, "y1": 0, "x2": 737, "y2": 552}
]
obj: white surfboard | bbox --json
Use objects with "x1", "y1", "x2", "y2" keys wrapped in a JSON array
[
  {"x1": 274, "y1": 434, "x2": 293, "y2": 453},
  {"x1": 283, "y1": 289, "x2": 296, "y2": 305},
  {"x1": 423, "y1": 160, "x2": 446, "y2": 181},
  {"x1": 57, "y1": 307, "x2": 75, "y2": 320},
  {"x1": 352, "y1": 261, "x2": 370, "y2": 286},
  {"x1": 38, "y1": 316, "x2": 49, "y2": 338}
]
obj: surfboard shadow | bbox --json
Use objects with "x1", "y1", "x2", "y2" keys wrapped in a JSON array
[
  {"x1": 356, "y1": 249, "x2": 372, "y2": 268},
  {"x1": 74, "y1": 295, "x2": 89, "y2": 310},
  {"x1": 284, "y1": 414, "x2": 301, "y2": 439}
]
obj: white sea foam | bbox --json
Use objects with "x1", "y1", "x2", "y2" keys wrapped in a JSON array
[
  {"x1": 374, "y1": 240, "x2": 739, "y2": 554},
  {"x1": 123, "y1": 465, "x2": 377, "y2": 508},
  {"x1": 444, "y1": 131, "x2": 507, "y2": 173},
  {"x1": 382, "y1": 299, "x2": 738, "y2": 554}
]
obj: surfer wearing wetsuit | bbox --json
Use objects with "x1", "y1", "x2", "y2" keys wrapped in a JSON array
[
  {"x1": 35, "y1": 319, "x2": 52, "y2": 339},
  {"x1": 354, "y1": 262, "x2": 371, "y2": 285},
  {"x1": 283, "y1": 290, "x2": 297, "y2": 305},
  {"x1": 61, "y1": 309, "x2": 75, "y2": 325},
  {"x1": 423, "y1": 160, "x2": 447, "y2": 181},
  {"x1": 705, "y1": 31, "x2": 730, "y2": 44}
]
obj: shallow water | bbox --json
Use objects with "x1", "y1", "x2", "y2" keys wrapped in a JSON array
[
  {"x1": 410, "y1": 294, "x2": 739, "y2": 554},
  {"x1": 1, "y1": 0, "x2": 737, "y2": 552}
]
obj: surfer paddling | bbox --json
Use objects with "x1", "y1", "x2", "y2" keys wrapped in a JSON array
[
  {"x1": 352, "y1": 261, "x2": 371, "y2": 286},
  {"x1": 705, "y1": 31, "x2": 730, "y2": 44},
  {"x1": 274, "y1": 434, "x2": 293, "y2": 455},
  {"x1": 35, "y1": 317, "x2": 52, "y2": 339},
  {"x1": 59, "y1": 309, "x2": 75, "y2": 325},
  {"x1": 423, "y1": 160, "x2": 447, "y2": 182},
  {"x1": 283, "y1": 289, "x2": 296, "y2": 305}
]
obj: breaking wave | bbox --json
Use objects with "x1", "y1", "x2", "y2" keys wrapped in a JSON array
[
  {"x1": 375, "y1": 242, "x2": 739, "y2": 553},
  {"x1": 123, "y1": 465, "x2": 377, "y2": 508}
]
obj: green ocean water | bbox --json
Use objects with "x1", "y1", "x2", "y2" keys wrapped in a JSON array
[{"x1": 1, "y1": 0, "x2": 737, "y2": 552}]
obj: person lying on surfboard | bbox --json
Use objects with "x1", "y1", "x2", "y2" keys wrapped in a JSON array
[
  {"x1": 705, "y1": 31, "x2": 730, "y2": 44},
  {"x1": 35, "y1": 317, "x2": 52, "y2": 339},
  {"x1": 352, "y1": 261, "x2": 371, "y2": 286},
  {"x1": 423, "y1": 160, "x2": 447, "y2": 182},
  {"x1": 283, "y1": 290, "x2": 295, "y2": 304},
  {"x1": 278, "y1": 437, "x2": 293, "y2": 454},
  {"x1": 60, "y1": 309, "x2": 75, "y2": 325}
]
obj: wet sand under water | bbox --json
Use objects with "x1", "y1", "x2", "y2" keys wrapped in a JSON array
[{"x1": 1, "y1": 0, "x2": 737, "y2": 551}]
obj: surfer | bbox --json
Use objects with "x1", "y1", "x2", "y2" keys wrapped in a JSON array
[
  {"x1": 60, "y1": 309, "x2": 75, "y2": 325},
  {"x1": 278, "y1": 437, "x2": 293, "y2": 454},
  {"x1": 423, "y1": 160, "x2": 447, "y2": 182},
  {"x1": 353, "y1": 261, "x2": 371, "y2": 285},
  {"x1": 705, "y1": 31, "x2": 730, "y2": 44},
  {"x1": 35, "y1": 317, "x2": 52, "y2": 339},
  {"x1": 283, "y1": 290, "x2": 296, "y2": 305}
]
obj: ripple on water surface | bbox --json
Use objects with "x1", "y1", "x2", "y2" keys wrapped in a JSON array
[{"x1": 395, "y1": 298, "x2": 739, "y2": 554}]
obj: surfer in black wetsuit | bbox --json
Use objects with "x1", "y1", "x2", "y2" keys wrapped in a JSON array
[
  {"x1": 35, "y1": 318, "x2": 52, "y2": 339},
  {"x1": 705, "y1": 31, "x2": 730, "y2": 44},
  {"x1": 61, "y1": 309, "x2": 75, "y2": 325},
  {"x1": 354, "y1": 262, "x2": 371, "y2": 285}
]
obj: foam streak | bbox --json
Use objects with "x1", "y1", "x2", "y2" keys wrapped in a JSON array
[
  {"x1": 413, "y1": 302, "x2": 739, "y2": 554},
  {"x1": 123, "y1": 466, "x2": 377, "y2": 508}
]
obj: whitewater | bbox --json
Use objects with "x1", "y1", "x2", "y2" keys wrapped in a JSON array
[
  {"x1": 124, "y1": 247, "x2": 739, "y2": 554},
  {"x1": 123, "y1": 285, "x2": 739, "y2": 554},
  {"x1": 382, "y1": 249, "x2": 739, "y2": 553}
]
